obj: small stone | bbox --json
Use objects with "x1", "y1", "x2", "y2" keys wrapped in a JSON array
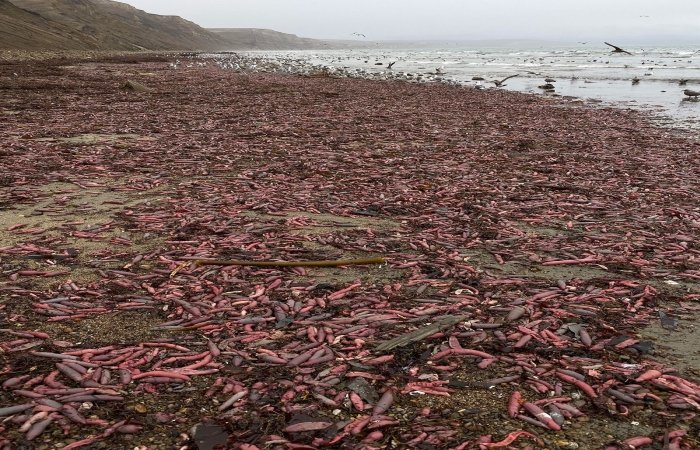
[{"x1": 134, "y1": 404, "x2": 147, "y2": 413}]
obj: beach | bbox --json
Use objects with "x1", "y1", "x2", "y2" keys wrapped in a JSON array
[
  {"x1": 0, "y1": 53, "x2": 699, "y2": 449},
  {"x1": 243, "y1": 46, "x2": 700, "y2": 131}
]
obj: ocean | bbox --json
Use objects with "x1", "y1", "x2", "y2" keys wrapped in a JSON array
[{"x1": 244, "y1": 44, "x2": 700, "y2": 130}]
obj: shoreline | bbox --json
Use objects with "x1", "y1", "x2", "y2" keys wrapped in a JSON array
[
  {"x1": 1, "y1": 53, "x2": 699, "y2": 449},
  {"x1": 230, "y1": 49, "x2": 700, "y2": 133},
  {"x1": 3, "y1": 49, "x2": 698, "y2": 134}
]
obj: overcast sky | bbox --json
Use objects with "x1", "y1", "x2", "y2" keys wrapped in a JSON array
[{"x1": 123, "y1": 0, "x2": 699, "y2": 43}]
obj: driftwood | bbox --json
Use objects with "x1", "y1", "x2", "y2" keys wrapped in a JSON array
[
  {"x1": 122, "y1": 80, "x2": 151, "y2": 92},
  {"x1": 170, "y1": 256, "x2": 385, "y2": 278},
  {"x1": 604, "y1": 42, "x2": 633, "y2": 55},
  {"x1": 190, "y1": 257, "x2": 386, "y2": 268},
  {"x1": 375, "y1": 315, "x2": 469, "y2": 352}
]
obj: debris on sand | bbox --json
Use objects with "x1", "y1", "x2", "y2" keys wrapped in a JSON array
[
  {"x1": 0, "y1": 53, "x2": 698, "y2": 450},
  {"x1": 122, "y1": 79, "x2": 150, "y2": 92}
]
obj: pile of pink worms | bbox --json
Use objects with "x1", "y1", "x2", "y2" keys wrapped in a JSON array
[{"x1": 0, "y1": 54, "x2": 698, "y2": 449}]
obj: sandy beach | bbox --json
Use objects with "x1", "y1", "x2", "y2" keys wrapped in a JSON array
[{"x1": 0, "y1": 53, "x2": 699, "y2": 449}]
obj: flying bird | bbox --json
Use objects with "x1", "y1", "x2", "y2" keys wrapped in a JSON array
[
  {"x1": 492, "y1": 74, "x2": 518, "y2": 87},
  {"x1": 387, "y1": 61, "x2": 396, "y2": 70},
  {"x1": 352, "y1": 32, "x2": 366, "y2": 38},
  {"x1": 604, "y1": 42, "x2": 633, "y2": 55}
]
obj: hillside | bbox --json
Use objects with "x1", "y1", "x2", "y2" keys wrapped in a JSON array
[
  {"x1": 3, "y1": 0, "x2": 230, "y2": 51},
  {"x1": 0, "y1": 0, "x2": 93, "y2": 50},
  {"x1": 210, "y1": 28, "x2": 336, "y2": 50},
  {"x1": 1, "y1": 0, "x2": 345, "y2": 52}
]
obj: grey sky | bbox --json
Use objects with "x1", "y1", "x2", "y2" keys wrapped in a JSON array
[{"x1": 123, "y1": 0, "x2": 699, "y2": 43}]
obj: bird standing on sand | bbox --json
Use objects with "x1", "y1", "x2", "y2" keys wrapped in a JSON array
[{"x1": 684, "y1": 89, "x2": 700, "y2": 98}]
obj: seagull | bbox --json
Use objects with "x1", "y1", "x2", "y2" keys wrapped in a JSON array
[
  {"x1": 684, "y1": 89, "x2": 700, "y2": 98},
  {"x1": 387, "y1": 61, "x2": 396, "y2": 70},
  {"x1": 352, "y1": 32, "x2": 366, "y2": 38},
  {"x1": 604, "y1": 42, "x2": 633, "y2": 55},
  {"x1": 492, "y1": 74, "x2": 518, "y2": 87}
]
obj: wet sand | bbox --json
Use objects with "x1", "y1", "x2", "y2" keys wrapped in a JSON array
[{"x1": 0, "y1": 53, "x2": 699, "y2": 449}]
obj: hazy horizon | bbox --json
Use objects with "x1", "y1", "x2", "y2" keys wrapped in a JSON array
[{"x1": 122, "y1": 0, "x2": 699, "y2": 44}]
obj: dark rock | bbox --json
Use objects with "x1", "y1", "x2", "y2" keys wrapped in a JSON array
[
  {"x1": 190, "y1": 422, "x2": 229, "y2": 450},
  {"x1": 347, "y1": 377, "x2": 379, "y2": 403}
]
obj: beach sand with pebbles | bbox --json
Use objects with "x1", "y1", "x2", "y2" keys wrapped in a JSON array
[{"x1": 0, "y1": 53, "x2": 699, "y2": 449}]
